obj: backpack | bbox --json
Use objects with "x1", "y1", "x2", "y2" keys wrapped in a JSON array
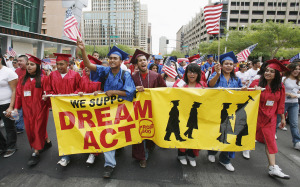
[{"x1": 101, "y1": 69, "x2": 126, "y2": 91}]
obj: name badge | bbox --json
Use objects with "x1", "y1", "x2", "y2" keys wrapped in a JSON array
[
  {"x1": 266, "y1": 100, "x2": 274, "y2": 106},
  {"x1": 176, "y1": 79, "x2": 186, "y2": 88},
  {"x1": 24, "y1": 91, "x2": 31, "y2": 97}
]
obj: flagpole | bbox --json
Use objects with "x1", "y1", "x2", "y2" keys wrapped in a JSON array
[{"x1": 217, "y1": 19, "x2": 221, "y2": 63}]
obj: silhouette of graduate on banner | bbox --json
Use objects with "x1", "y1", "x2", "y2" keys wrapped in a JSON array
[
  {"x1": 184, "y1": 102, "x2": 202, "y2": 139},
  {"x1": 217, "y1": 103, "x2": 234, "y2": 144},
  {"x1": 164, "y1": 100, "x2": 186, "y2": 142},
  {"x1": 234, "y1": 95, "x2": 254, "y2": 146}
]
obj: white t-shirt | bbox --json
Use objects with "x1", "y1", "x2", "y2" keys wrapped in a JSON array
[
  {"x1": 166, "y1": 80, "x2": 175, "y2": 87},
  {"x1": 6, "y1": 61, "x2": 13, "y2": 68},
  {"x1": 247, "y1": 68, "x2": 259, "y2": 80},
  {"x1": 236, "y1": 71, "x2": 249, "y2": 82},
  {"x1": 0, "y1": 66, "x2": 18, "y2": 105},
  {"x1": 283, "y1": 77, "x2": 300, "y2": 103}
]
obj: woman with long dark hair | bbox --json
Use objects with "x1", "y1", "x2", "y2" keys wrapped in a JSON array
[
  {"x1": 207, "y1": 51, "x2": 245, "y2": 172},
  {"x1": 280, "y1": 63, "x2": 300, "y2": 150},
  {"x1": 251, "y1": 59, "x2": 290, "y2": 179},
  {"x1": 173, "y1": 63, "x2": 207, "y2": 167},
  {"x1": 14, "y1": 54, "x2": 52, "y2": 166}
]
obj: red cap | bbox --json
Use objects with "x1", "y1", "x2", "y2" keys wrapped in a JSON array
[
  {"x1": 188, "y1": 54, "x2": 200, "y2": 62},
  {"x1": 53, "y1": 53, "x2": 72, "y2": 62},
  {"x1": 88, "y1": 55, "x2": 102, "y2": 65},
  {"x1": 266, "y1": 59, "x2": 290, "y2": 72},
  {"x1": 280, "y1": 59, "x2": 290, "y2": 66},
  {"x1": 124, "y1": 60, "x2": 130, "y2": 65},
  {"x1": 130, "y1": 49, "x2": 150, "y2": 64},
  {"x1": 26, "y1": 54, "x2": 41, "y2": 65}
]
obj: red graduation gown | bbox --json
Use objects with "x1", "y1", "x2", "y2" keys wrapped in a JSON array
[
  {"x1": 131, "y1": 71, "x2": 166, "y2": 161},
  {"x1": 74, "y1": 75, "x2": 101, "y2": 93},
  {"x1": 46, "y1": 70, "x2": 81, "y2": 94},
  {"x1": 15, "y1": 76, "x2": 50, "y2": 150},
  {"x1": 250, "y1": 82, "x2": 285, "y2": 154},
  {"x1": 15, "y1": 68, "x2": 26, "y2": 78}
]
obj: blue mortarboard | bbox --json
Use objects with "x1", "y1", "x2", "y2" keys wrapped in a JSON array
[
  {"x1": 217, "y1": 51, "x2": 238, "y2": 64},
  {"x1": 185, "y1": 55, "x2": 189, "y2": 58},
  {"x1": 169, "y1": 57, "x2": 177, "y2": 62},
  {"x1": 207, "y1": 54, "x2": 213, "y2": 58},
  {"x1": 107, "y1": 46, "x2": 129, "y2": 61},
  {"x1": 154, "y1": 55, "x2": 163, "y2": 60}
]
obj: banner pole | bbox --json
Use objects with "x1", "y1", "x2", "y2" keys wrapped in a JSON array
[{"x1": 217, "y1": 19, "x2": 221, "y2": 63}]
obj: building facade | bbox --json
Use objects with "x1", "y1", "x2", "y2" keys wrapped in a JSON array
[
  {"x1": 148, "y1": 23, "x2": 152, "y2": 54},
  {"x1": 42, "y1": 0, "x2": 87, "y2": 40},
  {"x1": 176, "y1": 0, "x2": 300, "y2": 53},
  {"x1": 82, "y1": 0, "x2": 148, "y2": 49},
  {"x1": 159, "y1": 36, "x2": 167, "y2": 56}
]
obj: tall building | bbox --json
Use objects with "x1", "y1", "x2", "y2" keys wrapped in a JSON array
[
  {"x1": 159, "y1": 36, "x2": 167, "y2": 56},
  {"x1": 140, "y1": 4, "x2": 148, "y2": 52},
  {"x1": 176, "y1": 0, "x2": 300, "y2": 53},
  {"x1": 42, "y1": 0, "x2": 88, "y2": 40},
  {"x1": 82, "y1": 0, "x2": 148, "y2": 49},
  {"x1": 148, "y1": 23, "x2": 152, "y2": 54},
  {"x1": 0, "y1": 0, "x2": 44, "y2": 33}
]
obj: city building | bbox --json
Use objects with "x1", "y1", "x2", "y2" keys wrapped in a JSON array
[
  {"x1": 159, "y1": 36, "x2": 167, "y2": 56},
  {"x1": 0, "y1": 1, "x2": 76, "y2": 58},
  {"x1": 148, "y1": 23, "x2": 152, "y2": 54},
  {"x1": 82, "y1": 0, "x2": 149, "y2": 50},
  {"x1": 176, "y1": 0, "x2": 300, "y2": 53},
  {"x1": 42, "y1": 0, "x2": 88, "y2": 40}
]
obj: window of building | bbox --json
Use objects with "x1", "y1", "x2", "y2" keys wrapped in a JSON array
[
  {"x1": 231, "y1": 10, "x2": 239, "y2": 14},
  {"x1": 231, "y1": 2, "x2": 236, "y2": 6},
  {"x1": 230, "y1": 18, "x2": 238, "y2": 23},
  {"x1": 276, "y1": 19, "x2": 284, "y2": 23},
  {"x1": 42, "y1": 18, "x2": 46, "y2": 23},
  {"x1": 41, "y1": 29, "x2": 47, "y2": 34},
  {"x1": 252, "y1": 19, "x2": 263, "y2": 23},
  {"x1": 268, "y1": 2, "x2": 275, "y2": 6},
  {"x1": 266, "y1": 19, "x2": 275, "y2": 22},
  {"x1": 252, "y1": 11, "x2": 264, "y2": 15},
  {"x1": 240, "y1": 19, "x2": 248, "y2": 23},
  {"x1": 253, "y1": 2, "x2": 259, "y2": 6},
  {"x1": 267, "y1": 11, "x2": 276, "y2": 15},
  {"x1": 241, "y1": 10, "x2": 249, "y2": 14},
  {"x1": 277, "y1": 11, "x2": 285, "y2": 15},
  {"x1": 282, "y1": 2, "x2": 287, "y2": 7},
  {"x1": 290, "y1": 2, "x2": 299, "y2": 7},
  {"x1": 289, "y1": 11, "x2": 298, "y2": 15},
  {"x1": 288, "y1": 19, "x2": 297, "y2": 23}
]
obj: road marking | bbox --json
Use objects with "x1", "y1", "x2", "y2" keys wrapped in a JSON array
[{"x1": 289, "y1": 154, "x2": 300, "y2": 165}]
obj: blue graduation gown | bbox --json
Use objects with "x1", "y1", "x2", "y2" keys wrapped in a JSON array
[
  {"x1": 207, "y1": 72, "x2": 243, "y2": 88},
  {"x1": 201, "y1": 62, "x2": 215, "y2": 72},
  {"x1": 90, "y1": 65, "x2": 136, "y2": 101}
]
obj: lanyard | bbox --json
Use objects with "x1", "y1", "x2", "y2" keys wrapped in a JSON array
[{"x1": 139, "y1": 72, "x2": 150, "y2": 88}]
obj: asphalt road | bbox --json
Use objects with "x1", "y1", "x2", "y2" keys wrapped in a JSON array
[{"x1": 0, "y1": 112, "x2": 300, "y2": 187}]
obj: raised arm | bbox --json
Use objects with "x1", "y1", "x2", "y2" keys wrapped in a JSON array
[{"x1": 76, "y1": 37, "x2": 97, "y2": 72}]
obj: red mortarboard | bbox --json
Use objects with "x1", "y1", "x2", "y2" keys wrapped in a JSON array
[
  {"x1": 124, "y1": 60, "x2": 130, "y2": 65},
  {"x1": 53, "y1": 53, "x2": 72, "y2": 62},
  {"x1": 266, "y1": 59, "x2": 290, "y2": 72},
  {"x1": 88, "y1": 55, "x2": 102, "y2": 65},
  {"x1": 188, "y1": 54, "x2": 200, "y2": 62},
  {"x1": 26, "y1": 54, "x2": 41, "y2": 65},
  {"x1": 280, "y1": 59, "x2": 290, "y2": 66},
  {"x1": 130, "y1": 49, "x2": 150, "y2": 64}
]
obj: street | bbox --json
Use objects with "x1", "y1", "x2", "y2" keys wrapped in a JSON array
[{"x1": 0, "y1": 112, "x2": 300, "y2": 187}]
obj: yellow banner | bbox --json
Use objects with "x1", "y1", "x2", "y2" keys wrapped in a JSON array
[{"x1": 51, "y1": 88, "x2": 261, "y2": 156}]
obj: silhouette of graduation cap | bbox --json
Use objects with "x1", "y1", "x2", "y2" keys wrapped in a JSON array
[
  {"x1": 53, "y1": 53, "x2": 72, "y2": 62},
  {"x1": 26, "y1": 54, "x2": 41, "y2": 65},
  {"x1": 130, "y1": 49, "x2": 150, "y2": 64},
  {"x1": 88, "y1": 55, "x2": 102, "y2": 65},
  {"x1": 223, "y1": 103, "x2": 232, "y2": 107},
  {"x1": 108, "y1": 46, "x2": 129, "y2": 61},
  {"x1": 266, "y1": 59, "x2": 290, "y2": 72},
  {"x1": 193, "y1": 102, "x2": 202, "y2": 108},
  {"x1": 171, "y1": 100, "x2": 180, "y2": 104}
]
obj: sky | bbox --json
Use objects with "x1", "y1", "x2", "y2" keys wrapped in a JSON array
[{"x1": 83, "y1": 0, "x2": 211, "y2": 54}]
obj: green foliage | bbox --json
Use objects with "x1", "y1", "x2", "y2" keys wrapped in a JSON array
[
  {"x1": 197, "y1": 21, "x2": 300, "y2": 60},
  {"x1": 166, "y1": 50, "x2": 186, "y2": 58}
]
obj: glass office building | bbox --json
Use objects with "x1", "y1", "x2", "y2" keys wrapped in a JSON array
[{"x1": 0, "y1": 0, "x2": 44, "y2": 33}]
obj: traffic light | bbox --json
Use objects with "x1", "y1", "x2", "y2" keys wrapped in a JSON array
[{"x1": 166, "y1": 40, "x2": 169, "y2": 44}]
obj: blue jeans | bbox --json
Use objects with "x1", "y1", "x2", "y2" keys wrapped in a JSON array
[
  {"x1": 208, "y1": 151, "x2": 231, "y2": 164},
  {"x1": 281, "y1": 103, "x2": 300, "y2": 145},
  {"x1": 104, "y1": 150, "x2": 116, "y2": 168},
  {"x1": 15, "y1": 108, "x2": 24, "y2": 131}
]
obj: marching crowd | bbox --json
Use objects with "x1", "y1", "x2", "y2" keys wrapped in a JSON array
[{"x1": 0, "y1": 38, "x2": 299, "y2": 179}]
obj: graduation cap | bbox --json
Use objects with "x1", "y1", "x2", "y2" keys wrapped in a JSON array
[
  {"x1": 107, "y1": 46, "x2": 129, "y2": 61},
  {"x1": 88, "y1": 55, "x2": 102, "y2": 65},
  {"x1": 217, "y1": 51, "x2": 238, "y2": 64},
  {"x1": 188, "y1": 54, "x2": 200, "y2": 62},
  {"x1": 130, "y1": 49, "x2": 150, "y2": 64},
  {"x1": 280, "y1": 59, "x2": 290, "y2": 66},
  {"x1": 53, "y1": 53, "x2": 72, "y2": 62},
  {"x1": 193, "y1": 102, "x2": 202, "y2": 108},
  {"x1": 207, "y1": 54, "x2": 213, "y2": 58},
  {"x1": 169, "y1": 56, "x2": 177, "y2": 62},
  {"x1": 154, "y1": 55, "x2": 163, "y2": 60},
  {"x1": 223, "y1": 103, "x2": 232, "y2": 107},
  {"x1": 26, "y1": 54, "x2": 41, "y2": 65},
  {"x1": 266, "y1": 59, "x2": 290, "y2": 72},
  {"x1": 124, "y1": 60, "x2": 130, "y2": 65},
  {"x1": 185, "y1": 55, "x2": 189, "y2": 58}
]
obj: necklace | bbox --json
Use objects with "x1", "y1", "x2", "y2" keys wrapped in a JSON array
[{"x1": 139, "y1": 72, "x2": 150, "y2": 88}]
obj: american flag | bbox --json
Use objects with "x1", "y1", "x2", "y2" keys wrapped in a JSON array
[
  {"x1": 7, "y1": 47, "x2": 17, "y2": 57},
  {"x1": 236, "y1": 43, "x2": 258, "y2": 62},
  {"x1": 290, "y1": 53, "x2": 300, "y2": 62},
  {"x1": 162, "y1": 57, "x2": 178, "y2": 79},
  {"x1": 204, "y1": 4, "x2": 223, "y2": 35},
  {"x1": 194, "y1": 55, "x2": 206, "y2": 66},
  {"x1": 64, "y1": 8, "x2": 82, "y2": 42}
]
